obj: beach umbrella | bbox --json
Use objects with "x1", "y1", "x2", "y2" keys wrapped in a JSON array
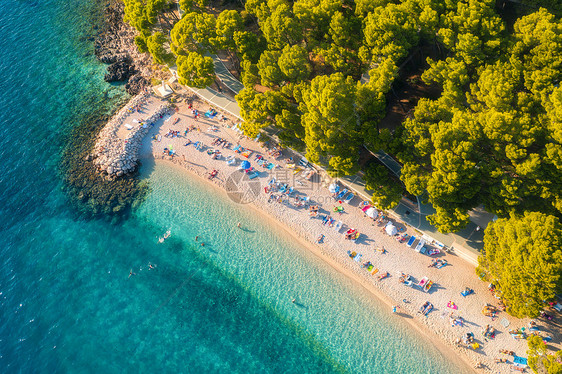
[
  {"x1": 385, "y1": 223, "x2": 398, "y2": 236},
  {"x1": 328, "y1": 183, "x2": 339, "y2": 193},
  {"x1": 365, "y1": 207, "x2": 378, "y2": 218},
  {"x1": 240, "y1": 160, "x2": 251, "y2": 170}
]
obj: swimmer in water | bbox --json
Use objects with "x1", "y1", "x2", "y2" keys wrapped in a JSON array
[
  {"x1": 128, "y1": 269, "x2": 136, "y2": 278},
  {"x1": 195, "y1": 236, "x2": 199, "y2": 241},
  {"x1": 237, "y1": 222, "x2": 241, "y2": 228},
  {"x1": 201, "y1": 243, "x2": 205, "y2": 246}
]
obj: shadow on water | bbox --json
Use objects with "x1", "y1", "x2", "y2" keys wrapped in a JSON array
[{"x1": 239, "y1": 227, "x2": 256, "y2": 233}]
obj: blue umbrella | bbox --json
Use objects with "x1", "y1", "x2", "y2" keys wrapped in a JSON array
[{"x1": 240, "y1": 160, "x2": 251, "y2": 170}]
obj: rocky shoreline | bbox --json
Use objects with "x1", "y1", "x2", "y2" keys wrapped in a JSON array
[
  {"x1": 59, "y1": 0, "x2": 156, "y2": 219},
  {"x1": 90, "y1": 92, "x2": 172, "y2": 179},
  {"x1": 94, "y1": 0, "x2": 151, "y2": 95}
]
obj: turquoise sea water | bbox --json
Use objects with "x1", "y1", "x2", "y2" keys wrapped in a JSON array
[{"x1": 0, "y1": 0, "x2": 470, "y2": 372}]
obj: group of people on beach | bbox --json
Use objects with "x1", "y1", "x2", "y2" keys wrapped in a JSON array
[{"x1": 165, "y1": 129, "x2": 180, "y2": 138}]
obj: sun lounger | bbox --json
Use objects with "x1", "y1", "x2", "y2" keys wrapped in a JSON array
[
  {"x1": 267, "y1": 163, "x2": 275, "y2": 170},
  {"x1": 406, "y1": 236, "x2": 416, "y2": 247},
  {"x1": 415, "y1": 239, "x2": 426, "y2": 252},
  {"x1": 233, "y1": 145, "x2": 241, "y2": 152},
  {"x1": 248, "y1": 171, "x2": 259, "y2": 179},
  {"x1": 343, "y1": 192, "x2": 354, "y2": 203},
  {"x1": 334, "y1": 221, "x2": 343, "y2": 231},
  {"x1": 336, "y1": 188, "x2": 348, "y2": 200},
  {"x1": 241, "y1": 150, "x2": 252, "y2": 158},
  {"x1": 298, "y1": 157, "x2": 309, "y2": 168}
]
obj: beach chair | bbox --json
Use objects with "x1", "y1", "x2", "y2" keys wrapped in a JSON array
[
  {"x1": 248, "y1": 171, "x2": 259, "y2": 179},
  {"x1": 414, "y1": 239, "x2": 426, "y2": 252},
  {"x1": 298, "y1": 157, "x2": 309, "y2": 167},
  {"x1": 343, "y1": 192, "x2": 354, "y2": 203},
  {"x1": 334, "y1": 221, "x2": 343, "y2": 231},
  {"x1": 406, "y1": 236, "x2": 416, "y2": 247},
  {"x1": 336, "y1": 188, "x2": 348, "y2": 200}
]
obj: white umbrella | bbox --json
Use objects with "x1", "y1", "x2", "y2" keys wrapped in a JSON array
[
  {"x1": 385, "y1": 223, "x2": 398, "y2": 236},
  {"x1": 365, "y1": 207, "x2": 378, "y2": 218},
  {"x1": 328, "y1": 183, "x2": 339, "y2": 193}
]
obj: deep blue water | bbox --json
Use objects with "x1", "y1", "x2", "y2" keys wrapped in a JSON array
[{"x1": 0, "y1": 1, "x2": 469, "y2": 373}]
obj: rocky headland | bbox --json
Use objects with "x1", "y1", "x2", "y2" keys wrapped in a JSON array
[{"x1": 94, "y1": 0, "x2": 150, "y2": 95}]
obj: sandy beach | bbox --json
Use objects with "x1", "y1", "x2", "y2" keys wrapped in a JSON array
[{"x1": 111, "y1": 93, "x2": 560, "y2": 373}]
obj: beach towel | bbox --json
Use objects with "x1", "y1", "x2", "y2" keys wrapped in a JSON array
[
  {"x1": 362, "y1": 205, "x2": 372, "y2": 212},
  {"x1": 266, "y1": 163, "x2": 275, "y2": 170},
  {"x1": 125, "y1": 124, "x2": 133, "y2": 130}
]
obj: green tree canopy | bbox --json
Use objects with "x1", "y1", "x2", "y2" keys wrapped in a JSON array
[
  {"x1": 261, "y1": 3, "x2": 302, "y2": 49},
  {"x1": 363, "y1": 4, "x2": 419, "y2": 63},
  {"x1": 477, "y1": 212, "x2": 562, "y2": 318},
  {"x1": 301, "y1": 73, "x2": 360, "y2": 176},
  {"x1": 170, "y1": 11, "x2": 216, "y2": 55},
  {"x1": 527, "y1": 335, "x2": 562, "y2": 374},
  {"x1": 364, "y1": 163, "x2": 403, "y2": 210},
  {"x1": 214, "y1": 10, "x2": 244, "y2": 51},
  {"x1": 146, "y1": 32, "x2": 174, "y2": 65},
  {"x1": 257, "y1": 50, "x2": 284, "y2": 87},
  {"x1": 234, "y1": 31, "x2": 267, "y2": 63},
  {"x1": 176, "y1": 52, "x2": 214, "y2": 88},
  {"x1": 278, "y1": 45, "x2": 311, "y2": 82}
]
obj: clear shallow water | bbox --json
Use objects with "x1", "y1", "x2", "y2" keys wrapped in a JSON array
[{"x1": 0, "y1": 0, "x2": 469, "y2": 372}]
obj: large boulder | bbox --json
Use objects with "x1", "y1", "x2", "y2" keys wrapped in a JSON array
[
  {"x1": 104, "y1": 58, "x2": 135, "y2": 82},
  {"x1": 125, "y1": 73, "x2": 148, "y2": 95}
]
